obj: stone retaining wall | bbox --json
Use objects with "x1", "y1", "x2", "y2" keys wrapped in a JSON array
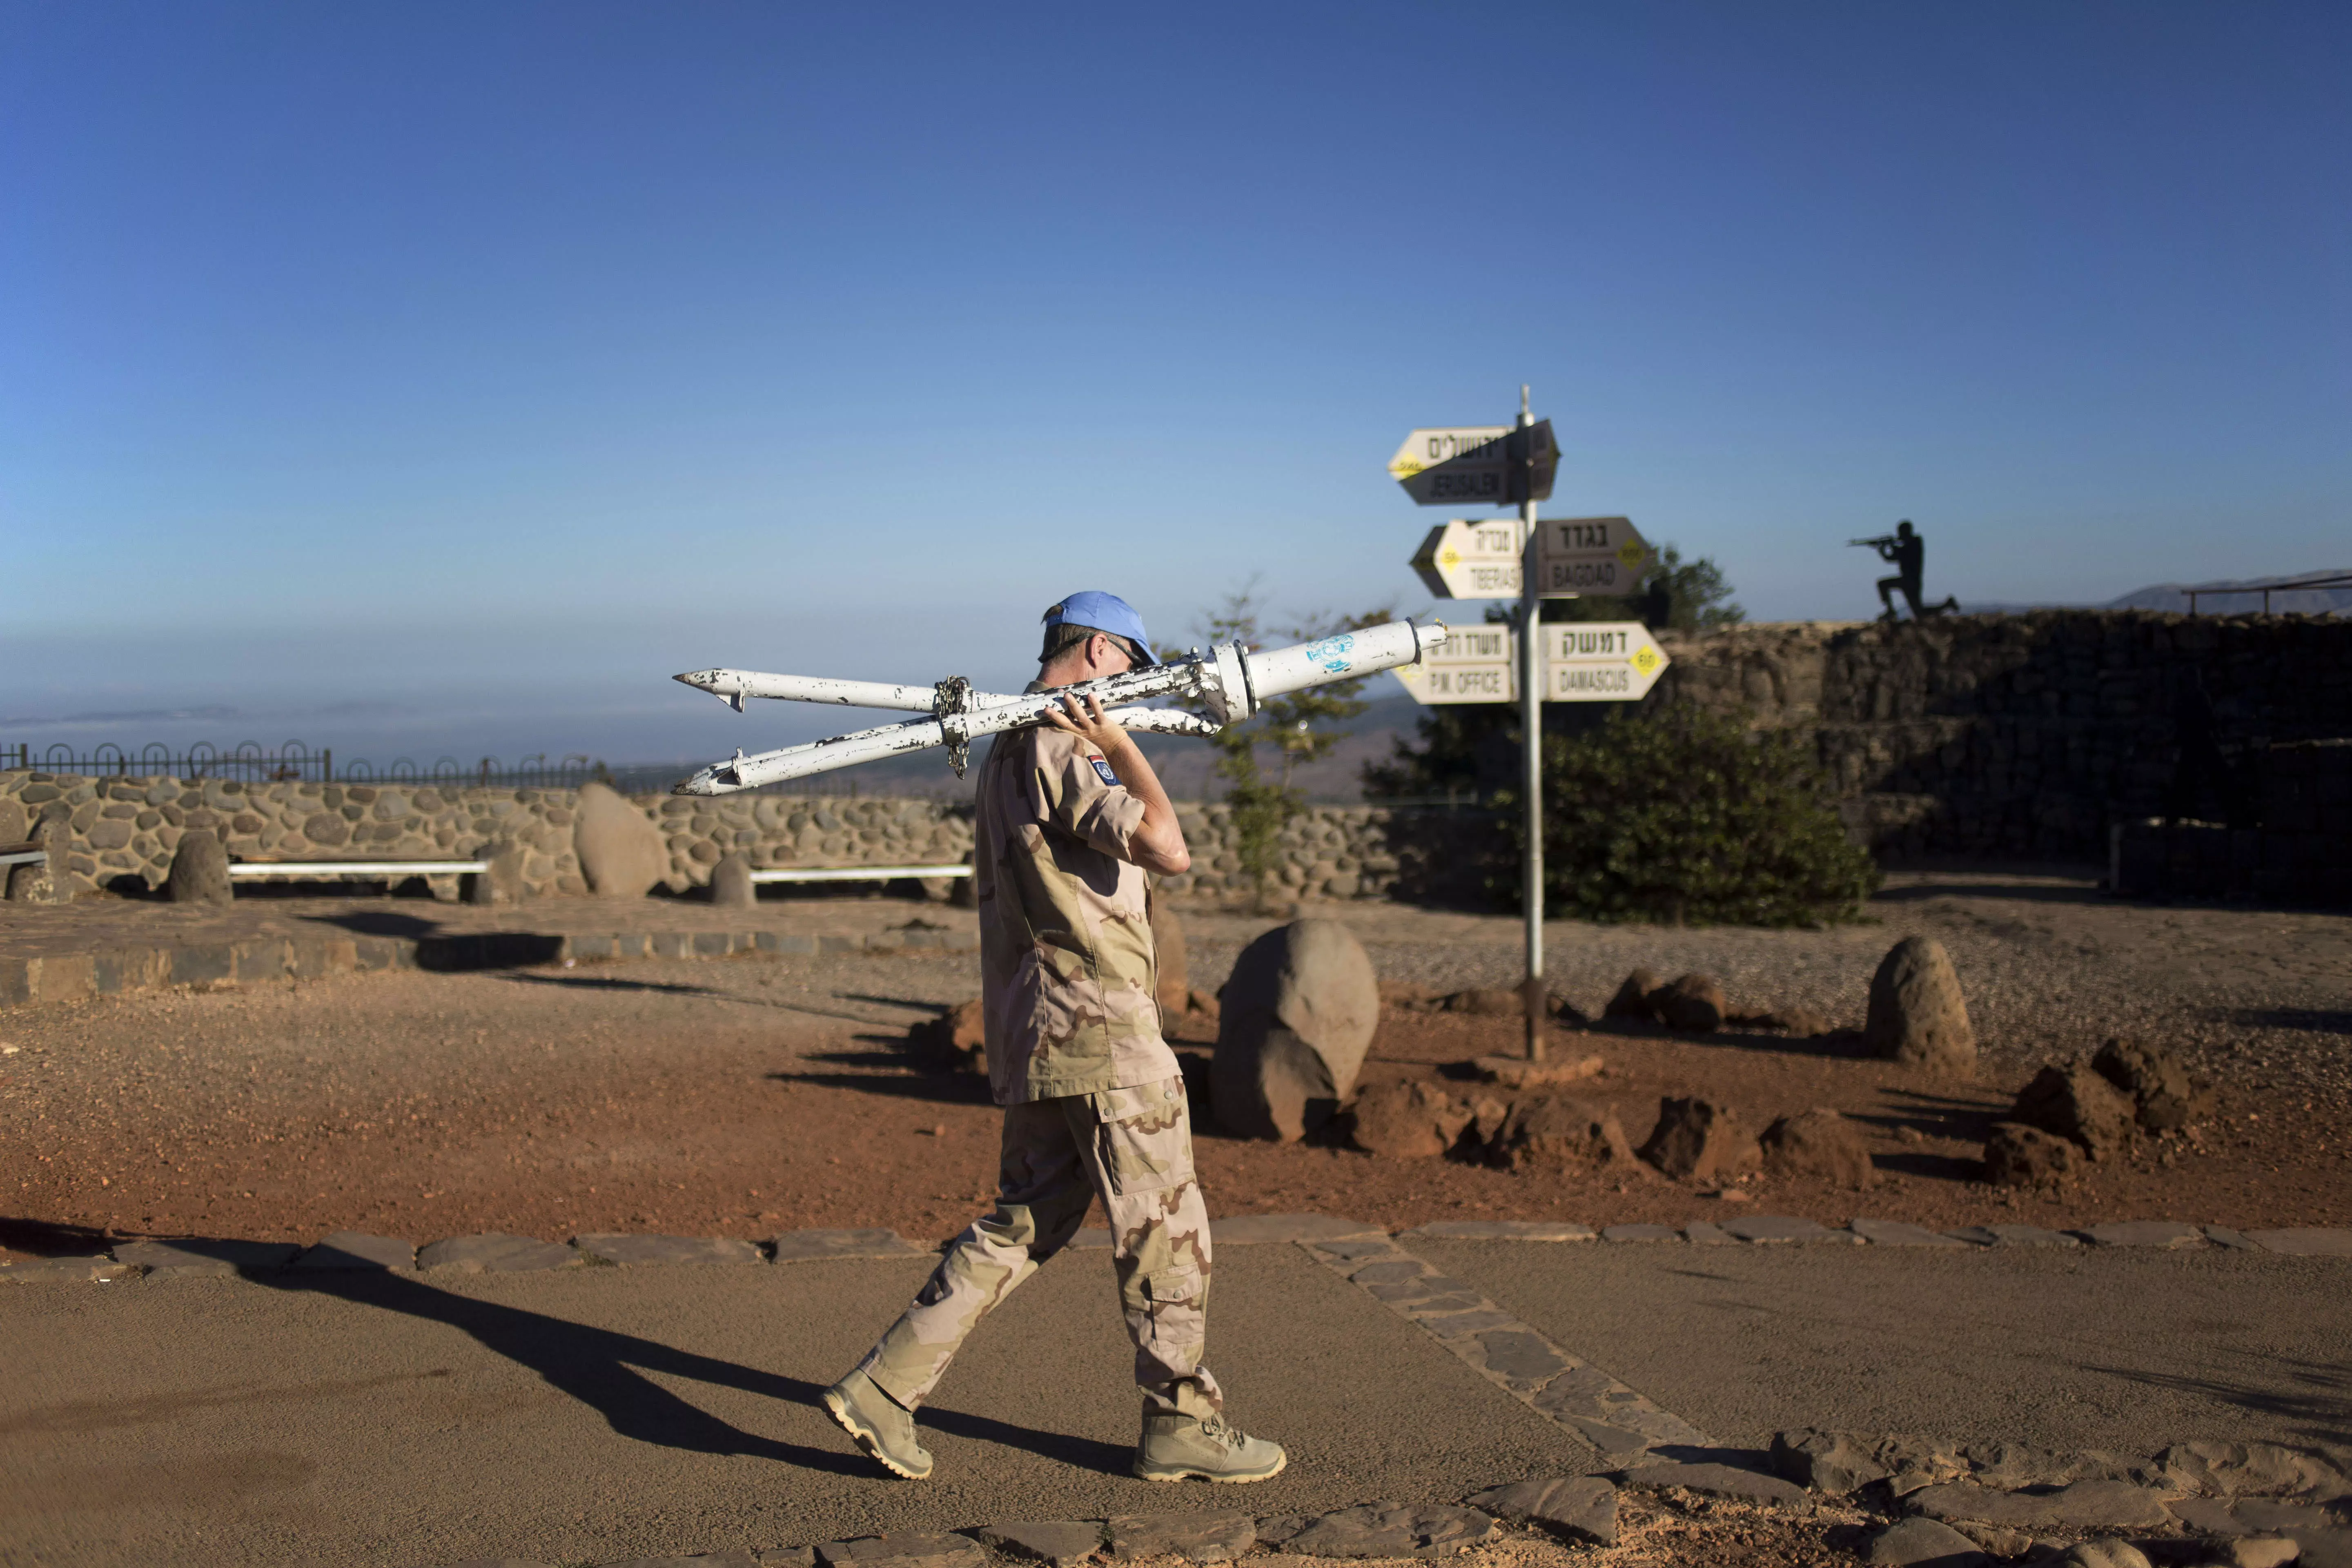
[
  {"x1": 0, "y1": 770, "x2": 1492, "y2": 904},
  {"x1": 1654, "y1": 610, "x2": 2352, "y2": 862}
]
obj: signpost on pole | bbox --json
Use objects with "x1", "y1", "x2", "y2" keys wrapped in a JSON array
[
  {"x1": 1409, "y1": 519, "x2": 1526, "y2": 599},
  {"x1": 1513, "y1": 390, "x2": 1545, "y2": 1059},
  {"x1": 1390, "y1": 622, "x2": 1670, "y2": 707},
  {"x1": 1389, "y1": 392, "x2": 1668, "y2": 1061}
]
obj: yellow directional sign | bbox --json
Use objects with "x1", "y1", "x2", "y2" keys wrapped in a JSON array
[
  {"x1": 1409, "y1": 519, "x2": 1524, "y2": 599},
  {"x1": 1392, "y1": 621, "x2": 1671, "y2": 705},
  {"x1": 1541, "y1": 621, "x2": 1671, "y2": 702},
  {"x1": 1388, "y1": 422, "x2": 1558, "y2": 507},
  {"x1": 1391, "y1": 621, "x2": 1516, "y2": 704},
  {"x1": 1532, "y1": 516, "x2": 1655, "y2": 597}
]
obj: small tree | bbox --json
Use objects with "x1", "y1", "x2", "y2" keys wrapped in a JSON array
[
  {"x1": 1497, "y1": 703, "x2": 1878, "y2": 926},
  {"x1": 1198, "y1": 583, "x2": 1390, "y2": 898}
]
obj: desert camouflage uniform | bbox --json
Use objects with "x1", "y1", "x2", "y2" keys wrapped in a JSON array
[{"x1": 857, "y1": 722, "x2": 1220, "y2": 1417}]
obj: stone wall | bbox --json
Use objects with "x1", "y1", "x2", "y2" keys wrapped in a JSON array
[
  {"x1": 1652, "y1": 611, "x2": 2352, "y2": 861},
  {"x1": 0, "y1": 771, "x2": 1481, "y2": 904}
]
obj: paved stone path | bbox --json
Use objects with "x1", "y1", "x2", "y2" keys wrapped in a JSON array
[{"x1": 4, "y1": 1218, "x2": 2346, "y2": 1566}]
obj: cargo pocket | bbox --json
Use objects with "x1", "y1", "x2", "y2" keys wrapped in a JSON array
[
  {"x1": 1138, "y1": 1261, "x2": 1207, "y2": 1372},
  {"x1": 1088, "y1": 1078, "x2": 1193, "y2": 1196}
]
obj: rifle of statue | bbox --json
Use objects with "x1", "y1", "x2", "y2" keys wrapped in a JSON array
[
  {"x1": 669, "y1": 620, "x2": 1452, "y2": 796},
  {"x1": 1846, "y1": 535, "x2": 1898, "y2": 551}
]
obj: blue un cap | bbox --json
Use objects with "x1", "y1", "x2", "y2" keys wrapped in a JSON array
[{"x1": 1042, "y1": 591, "x2": 1158, "y2": 666}]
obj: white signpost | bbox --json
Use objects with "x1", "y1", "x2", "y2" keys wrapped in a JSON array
[
  {"x1": 1541, "y1": 621, "x2": 1670, "y2": 701},
  {"x1": 1532, "y1": 515, "x2": 1655, "y2": 597},
  {"x1": 1387, "y1": 422, "x2": 1558, "y2": 508},
  {"x1": 1391, "y1": 622, "x2": 1670, "y2": 706},
  {"x1": 1409, "y1": 519, "x2": 1525, "y2": 599},
  {"x1": 1389, "y1": 621, "x2": 1517, "y2": 703},
  {"x1": 1385, "y1": 391, "x2": 1662, "y2": 1063}
]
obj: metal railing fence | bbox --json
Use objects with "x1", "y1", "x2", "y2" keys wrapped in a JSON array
[{"x1": 0, "y1": 741, "x2": 611, "y2": 791}]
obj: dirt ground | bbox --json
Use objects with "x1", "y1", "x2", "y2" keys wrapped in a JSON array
[{"x1": 3, "y1": 871, "x2": 2348, "y2": 1259}]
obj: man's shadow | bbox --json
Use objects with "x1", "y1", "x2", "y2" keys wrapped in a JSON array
[{"x1": 258, "y1": 1268, "x2": 1128, "y2": 1474}]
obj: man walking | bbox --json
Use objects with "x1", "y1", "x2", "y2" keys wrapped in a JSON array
[{"x1": 822, "y1": 592, "x2": 1284, "y2": 1485}]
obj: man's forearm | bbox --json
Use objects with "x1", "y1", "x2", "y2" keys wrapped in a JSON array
[{"x1": 1105, "y1": 735, "x2": 1190, "y2": 874}]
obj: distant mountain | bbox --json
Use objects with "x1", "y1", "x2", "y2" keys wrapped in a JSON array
[
  {"x1": 2099, "y1": 570, "x2": 2352, "y2": 616},
  {"x1": 1966, "y1": 570, "x2": 2352, "y2": 617}
]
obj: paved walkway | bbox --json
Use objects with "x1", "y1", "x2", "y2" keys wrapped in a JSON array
[{"x1": 4, "y1": 1225, "x2": 2345, "y2": 1566}]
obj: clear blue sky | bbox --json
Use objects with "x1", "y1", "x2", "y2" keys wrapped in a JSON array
[{"x1": 4, "y1": 2, "x2": 2346, "y2": 766}]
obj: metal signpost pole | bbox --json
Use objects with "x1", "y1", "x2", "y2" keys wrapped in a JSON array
[{"x1": 1516, "y1": 385, "x2": 1544, "y2": 1062}]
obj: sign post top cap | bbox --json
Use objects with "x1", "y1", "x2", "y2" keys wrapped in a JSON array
[{"x1": 1042, "y1": 591, "x2": 1157, "y2": 666}]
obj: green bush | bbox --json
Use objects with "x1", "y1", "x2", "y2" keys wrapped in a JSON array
[{"x1": 1493, "y1": 704, "x2": 1879, "y2": 926}]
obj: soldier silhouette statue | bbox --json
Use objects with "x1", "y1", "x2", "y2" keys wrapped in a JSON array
[{"x1": 1851, "y1": 520, "x2": 1958, "y2": 621}]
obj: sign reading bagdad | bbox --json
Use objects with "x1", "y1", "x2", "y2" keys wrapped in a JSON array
[
  {"x1": 1392, "y1": 621, "x2": 1669, "y2": 706},
  {"x1": 1532, "y1": 515, "x2": 1654, "y2": 596}
]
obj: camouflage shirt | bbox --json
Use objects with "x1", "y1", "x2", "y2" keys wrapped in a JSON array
[{"x1": 974, "y1": 717, "x2": 1177, "y2": 1105}]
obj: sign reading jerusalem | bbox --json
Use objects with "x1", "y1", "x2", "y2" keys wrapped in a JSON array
[{"x1": 1387, "y1": 422, "x2": 1559, "y2": 508}]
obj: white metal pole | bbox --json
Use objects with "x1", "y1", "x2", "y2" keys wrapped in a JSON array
[{"x1": 1517, "y1": 384, "x2": 1544, "y2": 1062}]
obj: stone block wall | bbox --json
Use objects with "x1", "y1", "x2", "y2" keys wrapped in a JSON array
[
  {"x1": 0, "y1": 774, "x2": 588, "y2": 900},
  {"x1": 1651, "y1": 611, "x2": 2352, "y2": 862}
]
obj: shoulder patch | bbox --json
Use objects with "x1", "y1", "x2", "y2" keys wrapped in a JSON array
[{"x1": 1088, "y1": 755, "x2": 1122, "y2": 788}]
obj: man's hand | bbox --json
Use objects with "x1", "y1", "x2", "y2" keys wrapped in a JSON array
[
  {"x1": 1040, "y1": 691, "x2": 1128, "y2": 751},
  {"x1": 1042, "y1": 692, "x2": 1189, "y2": 876}
]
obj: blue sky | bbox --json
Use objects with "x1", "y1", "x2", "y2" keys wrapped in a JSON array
[{"x1": 4, "y1": 1, "x2": 2346, "y2": 767}]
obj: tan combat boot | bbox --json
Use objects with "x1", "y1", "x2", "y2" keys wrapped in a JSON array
[
  {"x1": 822, "y1": 1368, "x2": 934, "y2": 1480},
  {"x1": 1134, "y1": 1409, "x2": 1287, "y2": 1483}
]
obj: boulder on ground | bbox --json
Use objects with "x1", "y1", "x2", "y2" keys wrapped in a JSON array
[
  {"x1": 2091, "y1": 1037, "x2": 2214, "y2": 1133},
  {"x1": 1980, "y1": 1120, "x2": 2082, "y2": 1188},
  {"x1": 1637, "y1": 1097, "x2": 1760, "y2": 1183},
  {"x1": 1377, "y1": 979, "x2": 1441, "y2": 1013},
  {"x1": 1491, "y1": 1096, "x2": 1642, "y2": 1173},
  {"x1": 1212, "y1": 919, "x2": 1379, "y2": 1142},
  {"x1": 572, "y1": 780, "x2": 669, "y2": 896},
  {"x1": 1760, "y1": 1108, "x2": 1877, "y2": 1189},
  {"x1": 1770, "y1": 1428, "x2": 1892, "y2": 1495},
  {"x1": 1350, "y1": 1081, "x2": 1472, "y2": 1158},
  {"x1": 709, "y1": 851, "x2": 755, "y2": 909},
  {"x1": 1149, "y1": 898, "x2": 1189, "y2": 1018},
  {"x1": 1655, "y1": 973, "x2": 1727, "y2": 1033},
  {"x1": 1864, "y1": 936, "x2": 1976, "y2": 1075},
  {"x1": 1446, "y1": 987, "x2": 1527, "y2": 1017},
  {"x1": 1733, "y1": 1005, "x2": 1833, "y2": 1037},
  {"x1": 1604, "y1": 969, "x2": 1663, "y2": 1022},
  {"x1": 165, "y1": 829, "x2": 233, "y2": 905},
  {"x1": 2010, "y1": 1063, "x2": 2137, "y2": 1160},
  {"x1": 909, "y1": 998, "x2": 986, "y2": 1074}
]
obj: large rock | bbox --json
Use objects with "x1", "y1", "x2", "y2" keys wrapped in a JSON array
[
  {"x1": 709, "y1": 851, "x2": 755, "y2": 909},
  {"x1": 1655, "y1": 973, "x2": 1727, "y2": 1033},
  {"x1": 465, "y1": 840, "x2": 527, "y2": 905},
  {"x1": 1212, "y1": 919, "x2": 1378, "y2": 1142},
  {"x1": 2091, "y1": 1037, "x2": 2214, "y2": 1132},
  {"x1": 1468, "y1": 1477, "x2": 1618, "y2": 1546},
  {"x1": 1981, "y1": 1121, "x2": 2083, "y2": 1187},
  {"x1": 572, "y1": 780, "x2": 668, "y2": 896},
  {"x1": 1864, "y1": 937, "x2": 1976, "y2": 1074},
  {"x1": 1494, "y1": 1097, "x2": 1643, "y2": 1174},
  {"x1": 1760, "y1": 1108, "x2": 1877, "y2": 1189},
  {"x1": 1637, "y1": 1097, "x2": 1760, "y2": 1183},
  {"x1": 1770, "y1": 1428, "x2": 1892, "y2": 1495},
  {"x1": 1350, "y1": 1081, "x2": 1471, "y2": 1158},
  {"x1": 2011, "y1": 1063, "x2": 2137, "y2": 1160},
  {"x1": 1604, "y1": 969, "x2": 1663, "y2": 1022},
  {"x1": 1150, "y1": 898, "x2": 1189, "y2": 1019},
  {"x1": 165, "y1": 829, "x2": 233, "y2": 904},
  {"x1": 909, "y1": 998, "x2": 986, "y2": 1074}
]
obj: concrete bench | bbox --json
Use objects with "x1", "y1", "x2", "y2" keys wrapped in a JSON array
[
  {"x1": 747, "y1": 863, "x2": 970, "y2": 885},
  {"x1": 0, "y1": 842, "x2": 46, "y2": 870},
  {"x1": 228, "y1": 860, "x2": 491, "y2": 903}
]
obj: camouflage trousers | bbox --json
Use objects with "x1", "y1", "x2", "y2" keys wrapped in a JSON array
[{"x1": 857, "y1": 1075, "x2": 1220, "y2": 1417}]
